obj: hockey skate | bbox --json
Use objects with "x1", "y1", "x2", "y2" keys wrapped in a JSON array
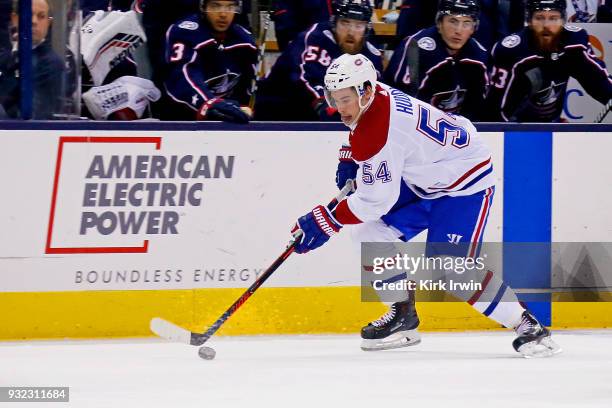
[
  {"x1": 513, "y1": 311, "x2": 562, "y2": 358},
  {"x1": 361, "y1": 297, "x2": 421, "y2": 351}
]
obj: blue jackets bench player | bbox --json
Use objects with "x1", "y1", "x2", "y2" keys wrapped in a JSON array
[
  {"x1": 486, "y1": 0, "x2": 612, "y2": 122},
  {"x1": 254, "y1": 0, "x2": 383, "y2": 121},
  {"x1": 384, "y1": 0, "x2": 488, "y2": 121},
  {"x1": 162, "y1": 0, "x2": 256, "y2": 122}
]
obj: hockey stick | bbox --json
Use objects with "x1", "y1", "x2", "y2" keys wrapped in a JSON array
[
  {"x1": 151, "y1": 180, "x2": 355, "y2": 346},
  {"x1": 595, "y1": 99, "x2": 612, "y2": 123},
  {"x1": 247, "y1": 10, "x2": 271, "y2": 112}
]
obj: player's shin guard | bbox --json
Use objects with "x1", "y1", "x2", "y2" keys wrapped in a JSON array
[
  {"x1": 360, "y1": 288, "x2": 421, "y2": 351},
  {"x1": 466, "y1": 270, "x2": 526, "y2": 329}
]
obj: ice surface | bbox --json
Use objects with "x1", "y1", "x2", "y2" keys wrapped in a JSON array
[{"x1": 0, "y1": 330, "x2": 610, "y2": 408}]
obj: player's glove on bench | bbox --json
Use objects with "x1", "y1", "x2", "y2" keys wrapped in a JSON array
[
  {"x1": 336, "y1": 144, "x2": 358, "y2": 192},
  {"x1": 198, "y1": 98, "x2": 250, "y2": 124},
  {"x1": 314, "y1": 98, "x2": 340, "y2": 122},
  {"x1": 291, "y1": 205, "x2": 343, "y2": 254}
]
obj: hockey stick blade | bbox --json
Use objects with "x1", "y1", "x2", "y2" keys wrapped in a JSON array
[
  {"x1": 151, "y1": 180, "x2": 355, "y2": 346},
  {"x1": 150, "y1": 317, "x2": 193, "y2": 345}
]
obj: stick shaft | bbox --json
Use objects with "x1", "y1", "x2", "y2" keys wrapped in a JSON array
[
  {"x1": 248, "y1": 11, "x2": 270, "y2": 111},
  {"x1": 191, "y1": 181, "x2": 354, "y2": 345}
]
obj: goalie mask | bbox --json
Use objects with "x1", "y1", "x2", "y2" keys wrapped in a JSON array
[{"x1": 324, "y1": 53, "x2": 377, "y2": 126}]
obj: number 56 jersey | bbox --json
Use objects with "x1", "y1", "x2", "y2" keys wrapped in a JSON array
[{"x1": 335, "y1": 83, "x2": 494, "y2": 224}]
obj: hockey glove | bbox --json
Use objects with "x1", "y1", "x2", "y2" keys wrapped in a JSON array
[
  {"x1": 291, "y1": 205, "x2": 343, "y2": 254},
  {"x1": 314, "y1": 98, "x2": 340, "y2": 122},
  {"x1": 198, "y1": 98, "x2": 250, "y2": 124},
  {"x1": 336, "y1": 144, "x2": 358, "y2": 192}
]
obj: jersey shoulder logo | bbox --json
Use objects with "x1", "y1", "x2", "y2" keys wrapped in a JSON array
[
  {"x1": 501, "y1": 34, "x2": 521, "y2": 48},
  {"x1": 564, "y1": 24, "x2": 582, "y2": 32},
  {"x1": 417, "y1": 37, "x2": 436, "y2": 51},
  {"x1": 178, "y1": 21, "x2": 199, "y2": 30}
]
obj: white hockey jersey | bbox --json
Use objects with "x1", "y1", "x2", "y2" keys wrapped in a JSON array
[{"x1": 334, "y1": 83, "x2": 494, "y2": 225}]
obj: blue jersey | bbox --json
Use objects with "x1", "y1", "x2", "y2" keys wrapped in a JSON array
[
  {"x1": 271, "y1": 0, "x2": 332, "y2": 51},
  {"x1": 255, "y1": 22, "x2": 383, "y2": 121},
  {"x1": 395, "y1": 0, "x2": 437, "y2": 39},
  {"x1": 487, "y1": 25, "x2": 612, "y2": 122},
  {"x1": 384, "y1": 26, "x2": 489, "y2": 121},
  {"x1": 163, "y1": 14, "x2": 257, "y2": 119}
]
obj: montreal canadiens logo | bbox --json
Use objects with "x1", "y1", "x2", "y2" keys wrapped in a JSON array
[
  {"x1": 502, "y1": 34, "x2": 521, "y2": 48},
  {"x1": 417, "y1": 37, "x2": 436, "y2": 51}
]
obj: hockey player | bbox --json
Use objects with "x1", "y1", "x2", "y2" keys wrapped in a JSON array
[
  {"x1": 290, "y1": 53, "x2": 561, "y2": 358},
  {"x1": 486, "y1": 0, "x2": 612, "y2": 122},
  {"x1": 384, "y1": 0, "x2": 488, "y2": 120},
  {"x1": 162, "y1": 0, "x2": 256, "y2": 122},
  {"x1": 254, "y1": 0, "x2": 383, "y2": 121}
]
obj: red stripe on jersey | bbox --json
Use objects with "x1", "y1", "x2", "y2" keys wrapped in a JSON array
[
  {"x1": 467, "y1": 270, "x2": 494, "y2": 305},
  {"x1": 334, "y1": 199, "x2": 363, "y2": 225},
  {"x1": 350, "y1": 85, "x2": 391, "y2": 162},
  {"x1": 468, "y1": 187, "x2": 493, "y2": 258},
  {"x1": 428, "y1": 157, "x2": 491, "y2": 191}
]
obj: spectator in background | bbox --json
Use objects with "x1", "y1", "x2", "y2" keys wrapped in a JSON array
[
  {"x1": 161, "y1": 0, "x2": 256, "y2": 123},
  {"x1": 384, "y1": 0, "x2": 488, "y2": 121},
  {"x1": 486, "y1": 0, "x2": 612, "y2": 122},
  {"x1": 271, "y1": 0, "x2": 332, "y2": 51},
  {"x1": 255, "y1": 0, "x2": 383, "y2": 121},
  {"x1": 0, "y1": 0, "x2": 65, "y2": 119}
]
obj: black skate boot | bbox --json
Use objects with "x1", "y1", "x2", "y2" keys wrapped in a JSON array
[
  {"x1": 513, "y1": 311, "x2": 562, "y2": 358},
  {"x1": 361, "y1": 296, "x2": 421, "y2": 351}
]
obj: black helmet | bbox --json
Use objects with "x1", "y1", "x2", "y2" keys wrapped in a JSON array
[
  {"x1": 436, "y1": 0, "x2": 481, "y2": 22},
  {"x1": 200, "y1": 0, "x2": 242, "y2": 13},
  {"x1": 525, "y1": 0, "x2": 566, "y2": 21},
  {"x1": 332, "y1": 0, "x2": 374, "y2": 23}
]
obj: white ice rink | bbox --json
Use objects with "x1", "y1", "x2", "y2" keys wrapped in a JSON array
[{"x1": 1, "y1": 330, "x2": 611, "y2": 408}]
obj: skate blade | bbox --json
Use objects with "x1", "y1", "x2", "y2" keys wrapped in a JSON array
[
  {"x1": 361, "y1": 330, "x2": 421, "y2": 351},
  {"x1": 518, "y1": 336, "x2": 562, "y2": 358}
]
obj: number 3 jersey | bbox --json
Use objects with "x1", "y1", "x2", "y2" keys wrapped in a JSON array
[
  {"x1": 254, "y1": 21, "x2": 383, "y2": 121},
  {"x1": 486, "y1": 25, "x2": 612, "y2": 122},
  {"x1": 334, "y1": 83, "x2": 494, "y2": 225},
  {"x1": 163, "y1": 14, "x2": 257, "y2": 119}
]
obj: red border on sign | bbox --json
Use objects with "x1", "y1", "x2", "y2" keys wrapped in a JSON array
[{"x1": 45, "y1": 136, "x2": 162, "y2": 254}]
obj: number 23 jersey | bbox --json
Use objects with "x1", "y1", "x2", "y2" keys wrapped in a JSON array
[{"x1": 335, "y1": 83, "x2": 494, "y2": 224}]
